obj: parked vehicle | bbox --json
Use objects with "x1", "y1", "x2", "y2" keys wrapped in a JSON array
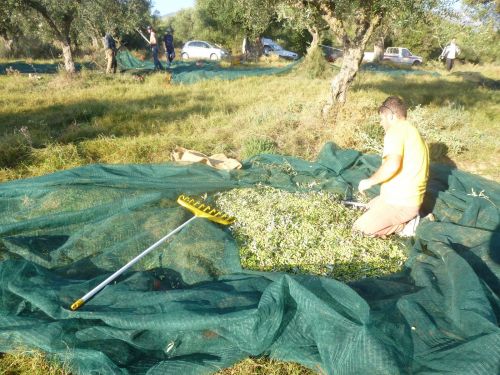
[
  {"x1": 363, "y1": 47, "x2": 423, "y2": 66},
  {"x1": 363, "y1": 51, "x2": 376, "y2": 63},
  {"x1": 321, "y1": 45, "x2": 343, "y2": 62},
  {"x1": 180, "y1": 40, "x2": 229, "y2": 61},
  {"x1": 383, "y1": 47, "x2": 423, "y2": 66},
  {"x1": 261, "y1": 38, "x2": 299, "y2": 60}
]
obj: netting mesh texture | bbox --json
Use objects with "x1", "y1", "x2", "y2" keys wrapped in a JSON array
[
  {"x1": 116, "y1": 49, "x2": 298, "y2": 83},
  {"x1": 0, "y1": 143, "x2": 498, "y2": 374}
]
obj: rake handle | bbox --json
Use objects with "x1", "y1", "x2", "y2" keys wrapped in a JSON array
[{"x1": 70, "y1": 215, "x2": 197, "y2": 311}]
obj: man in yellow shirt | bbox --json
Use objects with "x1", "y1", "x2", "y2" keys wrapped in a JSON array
[{"x1": 353, "y1": 96, "x2": 429, "y2": 237}]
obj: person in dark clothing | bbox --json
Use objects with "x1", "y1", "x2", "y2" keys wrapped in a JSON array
[
  {"x1": 164, "y1": 29, "x2": 175, "y2": 67},
  {"x1": 103, "y1": 32, "x2": 117, "y2": 74}
]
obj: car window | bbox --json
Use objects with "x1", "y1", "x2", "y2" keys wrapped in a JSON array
[
  {"x1": 402, "y1": 49, "x2": 410, "y2": 57},
  {"x1": 201, "y1": 42, "x2": 210, "y2": 48}
]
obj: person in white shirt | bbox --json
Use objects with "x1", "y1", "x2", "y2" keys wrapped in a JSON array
[
  {"x1": 440, "y1": 39, "x2": 460, "y2": 71},
  {"x1": 147, "y1": 26, "x2": 163, "y2": 71}
]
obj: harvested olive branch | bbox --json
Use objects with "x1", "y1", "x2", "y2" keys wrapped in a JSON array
[{"x1": 216, "y1": 186, "x2": 407, "y2": 282}]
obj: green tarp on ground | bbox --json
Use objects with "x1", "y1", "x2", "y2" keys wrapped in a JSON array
[
  {"x1": 0, "y1": 143, "x2": 499, "y2": 374},
  {"x1": 361, "y1": 62, "x2": 441, "y2": 77},
  {"x1": 0, "y1": 61, "x2": 95, "y2": 74},
  {"x1": 116, "y1": 49, "x2": 298, "y2": 84}
]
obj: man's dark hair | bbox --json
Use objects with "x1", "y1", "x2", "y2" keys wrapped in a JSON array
[{"x1": 379, "y1": 96, "x2": 407, "y2": 119}]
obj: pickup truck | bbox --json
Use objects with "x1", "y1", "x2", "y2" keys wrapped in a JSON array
[
  {"x1": 363, "y1": 47, "x2": 423, "y2": 66},
  {"x1": 383, "y1": 47, "x2": 423, "y2": 66}
]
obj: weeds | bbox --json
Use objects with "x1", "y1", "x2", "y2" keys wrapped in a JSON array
[
  {"x1": 241, "y1": 137, "x2": 278, "y2": 159},
  {"x1": 0, "y1": 349, "x2": 71, "y2": 375},
  {"x1": 0, "y1": 63, "x2": 498, "y2": 181}
]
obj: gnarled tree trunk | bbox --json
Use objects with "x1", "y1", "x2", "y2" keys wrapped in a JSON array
[
  {"x1": 319, "y1": 8, "x2": 382, "y2": 118},
  {"x1": 307, "y1": 26, "x2": 320, "y2": 54},
  {"x1": 329, "y1": 45, "x2": 364, "y2": 104},
  {"x1": 61, "y1": 40, "x2": 76, "y2": 73},
  {"x1": 1, "y1": 36, "x2": 13, "y2": 53},
  {"x1": 374, "y1": 36, "x2": 384, "y2": 62}
]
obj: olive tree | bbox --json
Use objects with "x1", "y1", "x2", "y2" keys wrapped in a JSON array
[
  {"x1": 237, "y1": 0, "x2": 438, "y2": 115},
  {"x1": 5, "y1": 0, "x2": 82, "y2": 72},
  {"x1": 4, "y1": 0, "x2": 151, "y2": 72},
  {"x1": 275, "y1": 3, "x2": 327, "y2": 54},
  {"x1": 77, "y1": 0, "x2": 151, "y2": 49}
]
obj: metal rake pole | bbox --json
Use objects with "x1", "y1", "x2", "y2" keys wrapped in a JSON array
[{"x1": 70, "y1": 195, "x2": 235, "y2": 311}]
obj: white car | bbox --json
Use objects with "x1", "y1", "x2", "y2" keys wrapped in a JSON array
[
  {"x1": 261, "y1": 38, "x2": 299, "y2": 60},
  {"x1": 180, "y1": 40, "x2": 229, "y2": 61}
]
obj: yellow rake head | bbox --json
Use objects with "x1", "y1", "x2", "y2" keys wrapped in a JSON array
[{"x1": 177, "y1": 195, "x2": 235, "y2": 225}]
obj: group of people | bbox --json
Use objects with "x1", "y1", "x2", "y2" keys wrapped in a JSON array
[
  {"x1": 103, "y1": 26, "x2": 175, "y2": 74},
  {"x1": 102, "y1": 29, "x2": 452, "y2": 238},
  {"x1": 147, "y1": 26, "x2": 175, "y2": 71}
]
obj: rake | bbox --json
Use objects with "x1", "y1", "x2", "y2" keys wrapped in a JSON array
[{"x1": 70, "y1": 195, "x2": 235, "y2": 311}]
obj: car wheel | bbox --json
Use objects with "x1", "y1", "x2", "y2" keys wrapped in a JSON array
[
  {"x1": 412, "y1": 61, "x2": 421, "y2": 66},
  {"x1": 181, "y1": 52, "x2": 189, "y2": 60},
  {"x1": 263, "y1": 46, "x2": 271, "y2": 55},
  {"x1": 210, "y1": 53, "x2": 219, "y2": 61}
]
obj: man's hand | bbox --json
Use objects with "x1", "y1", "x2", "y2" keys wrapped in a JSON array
[{"x1": 358, "y1": 179, "x2": 374, "y2": 194}]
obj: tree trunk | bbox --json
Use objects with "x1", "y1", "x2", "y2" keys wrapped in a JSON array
[
  {"x1": 1, "y1": 37, "x2": 13, "y2": 52},
  {"x1": 322, "y1": 45, "x2": 364, "y2": 117},
  {"x1": 91, "y1": 36, "x2": 100, "y2": 50},
  {"x1": 374, "y1": 36, "x2": 384, "y2": 62},
  {"x1": 61, "y1": 41, "x2": 76, "y2": 73},
  {"x1": 307, "y1": 27, "x2": 320, "y2": 54}
]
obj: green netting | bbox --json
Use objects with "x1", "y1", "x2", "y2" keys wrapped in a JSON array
[
  {"x1": 0, "y1": 143, "x2": 499, "y2": 374},
  {"x1": 0, "y1": 61, "x2": 94, "y2": 74},
  {"x1": 116, "y1": 49, "x2": 298, "y2": 84},
  {"x1": 361, "y1": 62, "x2": 441, "y2": 77}
]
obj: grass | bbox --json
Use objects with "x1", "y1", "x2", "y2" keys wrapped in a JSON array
[
  {"x1": 0, "y1": 59, "x2": 498, "y2": 374},
  {"x1": 1, "y1": 62, "x2": 498, "y2": 181},
  {"x1": 0, "y1": 349, "x2": 71, "y2": 375}
]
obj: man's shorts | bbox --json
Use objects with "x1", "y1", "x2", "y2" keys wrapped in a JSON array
[{"x1": 353, "y1": 196, "x2": 420, "y2": 237}]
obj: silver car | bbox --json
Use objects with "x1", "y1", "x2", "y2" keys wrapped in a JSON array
[
  {"x1": 180, "y1": 40, "x2": 229, "y2": 61},
  {"x1": 261, "y1": 38, "x2": 299, "y2": 60}
]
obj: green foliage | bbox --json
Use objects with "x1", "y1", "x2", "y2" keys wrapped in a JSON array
[
  {"x1": 352, "y1": 103, "x2": 470, "y2": 160},
  {"x1": 77, "y1": 0, "x2": 152, "y2": 44},
  {"x1": 0, "y1": 133, "x2": 32, "y2": 168},
  {"x1": 301, "y1": 46, "x2": 331, "y2": 78},
  {"x1": 0, "y1": 0, "x2": 152, "y2": 63},
  {"x1": 216, "y1": 186, "x2": 408, "y2": 282},
  {"x1": 409, "y1": 104, "x2": 470, "y2": 158},
  {"x1": 241, "y1": 137, "x2": 278, "y2": 159},
  {"x1": 386, "y1": 2, "x2": 500, "y2": 63}
]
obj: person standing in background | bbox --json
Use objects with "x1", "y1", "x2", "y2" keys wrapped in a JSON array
[
  {"x1": 147, "y1": 26, "x2": 163, "y2": 71},
  {"x1": 103, "y1": 32, "x2": 117, "y2": 74},
  {"x1": 440, "y1": 39, "x2": 461, "y2": 71},
  {"x1": 164, "y1": 28, "x2": 175, "y2": 67}
]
